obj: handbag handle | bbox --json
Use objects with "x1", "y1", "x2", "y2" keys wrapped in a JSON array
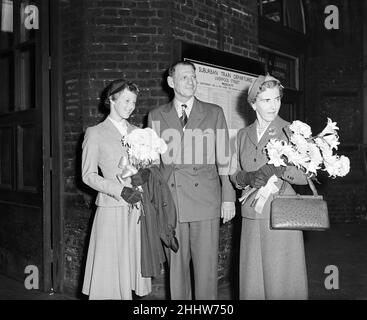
[
  {"x1": 307, "y1": 177, "x2": 319, "y2": 196},
  {"x1": 279, "y1": 175, "x2": 319, "y2": 196}
]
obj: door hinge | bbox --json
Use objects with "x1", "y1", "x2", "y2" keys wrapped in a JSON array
[
  {"x1": 49, "y1": 157, "x2": 53, "y2": 171},
  {"x1": 48, "y1": 56, "x2": 51, "y2": 70}
]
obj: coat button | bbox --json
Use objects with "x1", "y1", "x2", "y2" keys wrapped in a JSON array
[
  {"x1": 254, "y1": 158, "x2": 257, "y2": 162},
  {"x1": 171, "y1": 183, "x2": 175, "y2": 187},
  {"x1": 194, "y1": 183, "x2": 199, "y2": 187}
]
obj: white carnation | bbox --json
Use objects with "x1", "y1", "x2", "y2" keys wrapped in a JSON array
[
  {"x1": 337, "y1": 155, "x2": 350, "y2": 177},
  {"x1": 122, "y1": 127, "x2": 168, "y2": 169},
  {"x1": 289, "y1": 120, "x2": 312, "y2": 138},
  {"x1": 290, "y1": 134, "x2": 309, "y2": 154},
  {"x1": 305, "y1": 161, "x2": 319, "y2": 175},
  {"x1": 264, "y1": 118, "x2": 350, "y2": 180},
  {"x1": 323, "y1": 155, "x2": 350, "y2": 178},
  {"x1": 125, "y1": 128, "x2": 148, "y2": 146},
  {"x1": 265, "y1": 139, "x2": 287, "y2": 167}
]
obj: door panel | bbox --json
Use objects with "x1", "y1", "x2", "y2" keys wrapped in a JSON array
[
  {"x1": 17, "y1": 122, "x2": 38, "y2": 192},
  {"x1": 0, "y1": 125, "x2": 13, "y2": 189},
  {"x1": 0, "y1": 0, "x2": 51, "y2": 290}
]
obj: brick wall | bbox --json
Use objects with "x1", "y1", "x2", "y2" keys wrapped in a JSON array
[
  {"x1": 61, "y1": 0, "x2": 258, "y2": 297},
  {"x1": 61, "y1": 0, "x2": 88, "y2": 294},
  {"x1": 171, "y1": 0, "x2": 258, "y2": 59},
  {"x1": 304, "y1": 0, "x2": 367, "y2": 223}
]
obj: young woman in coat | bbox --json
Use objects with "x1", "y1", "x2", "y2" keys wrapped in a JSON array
[
  {"x1": 231, "y1": 74, "x2": 309, "y2": 300},
  {"x1": 81, "y1": 80, "x2": 151, "y2": 300}
]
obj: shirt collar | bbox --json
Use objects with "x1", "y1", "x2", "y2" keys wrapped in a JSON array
[
  {"x1": 174, "y1": 96, "x2": 194, "y2": 117},
  {"x1": 108, "y1": 116, "x2": 127, "y2": 136}
]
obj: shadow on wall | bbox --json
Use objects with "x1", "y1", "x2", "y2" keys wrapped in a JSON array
[{"x1": 236, "y1": 88, "x2": 255, "y2": 128}]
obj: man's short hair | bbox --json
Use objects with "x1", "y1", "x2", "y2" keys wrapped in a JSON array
[{"x1": 168, "y1": 60, "x2": 196, "y2": 77}]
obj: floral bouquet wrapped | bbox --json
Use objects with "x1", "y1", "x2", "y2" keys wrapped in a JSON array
[
  {"x1": 264, "y1": 118, "x2": 350, "y2": 178},
  {"x1": 240, "y1": 118, "x2": 350, "y2": 214},
  {"x1": 118, "y1": 128, "x2": 178, "y2": 275},
  {"x1": 116, "y1": 127, "x2": 168, "y2": 184}
]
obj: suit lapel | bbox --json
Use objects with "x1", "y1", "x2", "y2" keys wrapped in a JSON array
[
  {"x1": 102, "y1": 117, "x2": 130, "y2": 140},
  {"x1": 102, "y1": 118, "x2": 122, "y2": 139},
  {"x1": 99, "y1": 118, "x2": 127, "y2": 161},
  {"x1": 246, "y1": 122, "x2": 258, "y2": 146},
  {"x1": 160, "y1": 101, "x2": 183, "y2": 135},
  {"x1": 246, "y1": 116, "x2": 287, "y2": 150},
  {"x1": 104, "y1": 117, "x2": 138, "y2": 138},
  {"x1": 257, "y1": 116, "x2": 287, "y2": 150},
  {"x1": 185, "y1": 98, "x2": 206, "y2": 131}
]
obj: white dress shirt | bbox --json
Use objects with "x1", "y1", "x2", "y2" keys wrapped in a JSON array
[
  {"x1": 108, "y1": 116, "x2": 128, "y2": 137},
  {"x1": 174, "y1": 96, "x2": 194, "y2": 122}
]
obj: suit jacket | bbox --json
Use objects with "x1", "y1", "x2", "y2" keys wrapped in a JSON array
[
  {"x1": 82, "y1": 118, "x2": 135, "y2": 207},
  {"x1": 230, "y1": 116, "x2": 308, "y2": 220},
  {"x1": 148, "y1": 97, "x2": 236, "y2": 222}
]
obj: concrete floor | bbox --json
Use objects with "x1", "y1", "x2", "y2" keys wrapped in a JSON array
[{"x1": 1, "y1": 223, "x2": 367, "y2": 300}]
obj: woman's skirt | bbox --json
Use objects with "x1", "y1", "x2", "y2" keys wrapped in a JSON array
[
  {"x1": 82, "y1": 205, "x2": 151, "y2": 300},
  {"x1": 239, "y1": 217, "x2": 308, "y2": 300}
]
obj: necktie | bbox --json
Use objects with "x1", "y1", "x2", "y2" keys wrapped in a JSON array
[{"x1": 180, "y1": 104, "x2": 188, "y2": 128}]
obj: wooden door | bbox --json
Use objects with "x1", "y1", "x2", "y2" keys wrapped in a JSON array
[{"x1": 0, "y1": 0, "x2": 52, "y2": 290}]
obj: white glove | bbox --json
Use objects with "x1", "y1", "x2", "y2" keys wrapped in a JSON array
[{"x1": 221, "y1": 201, "x2": 235, "y2": 224}]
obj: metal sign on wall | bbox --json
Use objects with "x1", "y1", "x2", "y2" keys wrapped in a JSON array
[
  {"x1": 187, "y1": 59, "x2": 258, "y2": 132},
  {"x1": 184, "y1": 59, "x2": 259, "y2": 166}
]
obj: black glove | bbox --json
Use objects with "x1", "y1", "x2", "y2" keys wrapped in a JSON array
[
  {"x1": 258, "y1": 163, "x2": 286, "y2": 178},
  {"x1": 121, "y1": 186, "x2": 142, "y2": 204},
  {"x1": 161, "y1": 226, "x2": 179, "y2": 253},
  {"x1": 236, "y1": 164, "x2": 286, "y2": 189},
  {"x1": 236, "y1": 170, "x2": 254, "y2": 188},
  {"x1": 130, "y1": 168, "x2": 151, "y2": 187}
]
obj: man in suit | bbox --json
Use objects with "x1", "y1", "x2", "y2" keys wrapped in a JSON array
[{"x1": 148, "y1": 61, "x2": 236, "y2": 300}]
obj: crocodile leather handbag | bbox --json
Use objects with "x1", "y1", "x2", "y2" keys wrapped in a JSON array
[{"x1": 270, "y1": 178, "x2": 329, "y2": 231}]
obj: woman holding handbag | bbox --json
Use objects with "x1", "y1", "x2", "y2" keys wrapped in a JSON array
[{"x1": 231, "y1": 74, "x2": 309, "y2": 300}]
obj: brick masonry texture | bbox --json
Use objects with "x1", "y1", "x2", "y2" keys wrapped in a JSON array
[
  {"x1": 170, "y1": 0, "x2": 258, "y2": 58},
  {"x1": 61, "y1": 0, "x2": 259, "y2": 297}
]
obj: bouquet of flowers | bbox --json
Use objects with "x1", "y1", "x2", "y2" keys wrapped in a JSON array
[
  {"x1": 118, "y1": 128, "x2": 178, "y2": 275},
  {"x1": 117, "y1": 127, "x2": 168, "y2": 183},
  {"x1": 264, "y1": 118, "x2": 350, "y2": 178}
]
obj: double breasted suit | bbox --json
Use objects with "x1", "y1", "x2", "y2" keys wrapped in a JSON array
[
  {"x1": 231, "y1": 116, "x2": 308, "y2": 300},
  {"x1": 81, "y1": 118, "x2": 151, "y2": 300},
  {"x1": 148, "y1": 98, "x2": 235, "y2": 299}
]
